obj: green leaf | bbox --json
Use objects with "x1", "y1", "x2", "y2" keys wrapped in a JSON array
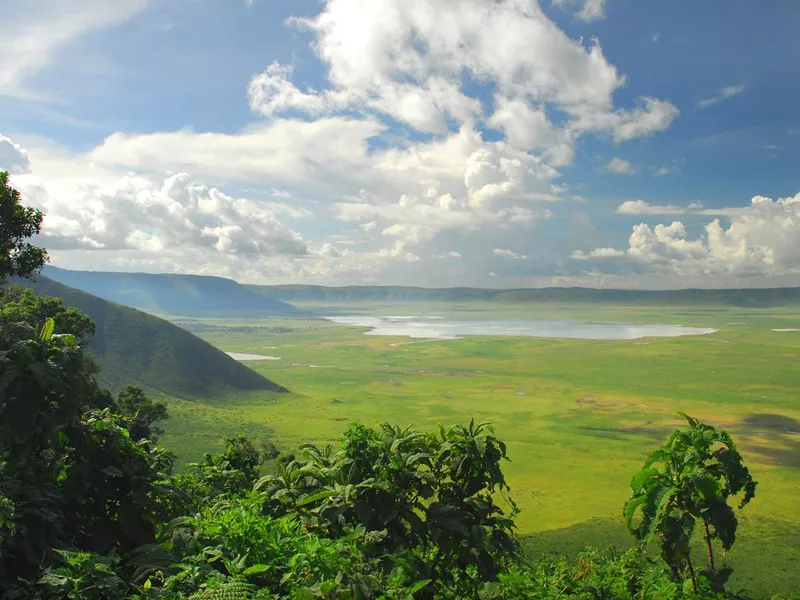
[
  {"x1": 39, "y1": 318, "x2": 55, "y2": 343},
  {"x1": 296, "y1": 489, "x2": 338, "y2": 507},
  {"x1": 243, "y1": 564, "x2": 271, "y2": 576},
  {"x1": 630, "y1": 467, "x2": 659, "y2": 492},
  {"x1": 695, "y1": 475, "x2": 721, "y2": 501},
  {"x1": 623, "y1": 495, "x2": 648, "y2": 532},
  {"x1": 407, "y1": 579, "x2": 432, "y2": 594}
]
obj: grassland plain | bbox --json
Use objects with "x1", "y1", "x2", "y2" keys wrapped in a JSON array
[{"x1": 159, "y1": 303, "x2": 800, "y2": 598}]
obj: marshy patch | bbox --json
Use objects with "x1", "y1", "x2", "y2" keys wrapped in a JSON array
[
  {"x1": 579, "y1": 424, "x2": 667, "y2": 441},
  {"x1": 576, "y1": 396, "x2": 599, "y2": 406}
]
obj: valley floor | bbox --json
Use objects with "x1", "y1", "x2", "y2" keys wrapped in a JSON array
[{"x1": 158, "y1": 302, "x2": 800, "y2": 598}]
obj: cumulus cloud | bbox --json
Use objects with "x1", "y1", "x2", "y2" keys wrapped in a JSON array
[
  {"x1": 576, "y1": 191, "x2": 800, "y2": 277},
  {"x1": 697, "y1": 85, "x2": 745, "y2": 109},
  {"x1": 248, "y1": 63, "x2": 335, "y2": 118},
  {"x1": 0, "y1": 135, "x2": 31, "y2": 173},
  {"x1": 15, "y1": 169, "x2": 308, "y2": 257},
  {"x1": 250, "y1": 0, "x2": 677, "y2": 146},
  {"x1": 605, "y1": 157, "x2": 635, "y2": 174}
]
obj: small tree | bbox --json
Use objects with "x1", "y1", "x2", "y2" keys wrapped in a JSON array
[
  {"x1": 257, "y1": 419, "x2": 519, "y2": 597},
  {"x1": 624, "y1": 413, "x2": 757, "y2": 592},
  {"x1": 115, "y1": 386, "x2": 169, "y2": 442},
  {"x1": 0, "y1": 171, "x2": 48, "y2": 284}
]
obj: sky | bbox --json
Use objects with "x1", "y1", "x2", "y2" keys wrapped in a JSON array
[{"x1": 1, "y1": 0, "x2": 799, "y2": 289}]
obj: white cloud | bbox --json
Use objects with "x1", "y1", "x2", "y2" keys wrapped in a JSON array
[
  {"x1": 605, "y1": 157, "x2": 635, "y2": 174},
  {"x1": 577, "y1": 191, "x2": 800, "y2": 277},
  {"x1": 600, "y1": 98, "x2": 680, "y2": 143},
  {"x1": 617, "y1": 200, "x2": 686, "y2": 215},
  {"x1": 571, "y1": 247, "x2": 625, "y2": 259},
  {"x1": 248, "y1": 63, "x2": 335, "y2": 118},
  {"x1": 552, "y1": 0, "x2": 607, "y2": 23},
  {"x1": 487, "y1": 97, "x2": 574, "y2": 166},
  {"x1": 313, "y1": 242, "x2": 351, "y2": 257},
  {"x1": 697, "y1": 85, "x2": 745, "y2": 109},
  {"x1": 576, "y1": 0, "x2": 607, "y2": 22},
  {"x1": 13, "y1": 164, "x2": 308, "y2": 258},
  {"x1": 0, "y1": 0, "x2": 151, "y2": 98},
  {"x1": 651, "y1": 33, "x2": 661, "y2": 43},
  {"x1": 90, "y1": 118, "x2": 388, "y2": 189},
  {"x1": 616, "y1": 199, "x2": 739, "y2": 216},
  {"x1": 266, "y1": 0, "x2": 676, "y2": 145},
  {"x1": 0, "y1": 135, "x2": 31, "y2": 173},
  {"x1": 493, "y1": 248, "x2": 529, "y2": 260}
]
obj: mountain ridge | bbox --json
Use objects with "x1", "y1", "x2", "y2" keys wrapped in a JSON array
[
  {"x1": 44, "y1": 266, "x2": 295, "y2": 317},
  {"x1": 15, "y1": 276, "x2": 288, "y2": 398},
  {"x1": 246, "y1": 284, "x2": 800, "y2": 307}
]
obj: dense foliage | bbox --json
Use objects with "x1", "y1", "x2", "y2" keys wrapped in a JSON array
[{"x1": 0, "y1": 171, "x2": 48, "y2": 284}]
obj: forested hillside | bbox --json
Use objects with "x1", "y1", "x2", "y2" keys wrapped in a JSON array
[
  {"x1": 45, "y1": 267, "x2": 295, "y2": 317},
  {"x1": 8, "y1": 276, "x2": 287, "y2": 398},
  {"x1": 248, "y1": 284, "x2": 800, "y2": 307}
]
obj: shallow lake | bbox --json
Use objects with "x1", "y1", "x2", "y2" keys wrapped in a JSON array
[
  {"x1": 226, "y1": 352, "x2": 281, "y2": 361},
  {"x1": 325, "y1": 315, "x2": 717, "y2": 340}
]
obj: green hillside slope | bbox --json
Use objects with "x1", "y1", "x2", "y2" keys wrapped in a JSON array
[
  {"x1": 21, "y1": 276, "x2": 288, "y2": 398},
  {"x1": 247, "y1": 284, "x2": 800, "y2": 307},
  {"x1": 45, "y1": 266, "x2": 296, "y2": 317}
]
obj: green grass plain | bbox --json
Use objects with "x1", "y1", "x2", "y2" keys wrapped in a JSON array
[{"x1": 158, "y1": 302, "x2": 800, "y2": 598}]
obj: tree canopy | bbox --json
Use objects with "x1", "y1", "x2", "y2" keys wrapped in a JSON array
[{"x1": 0, "y1": 171, "x2": 48, "y2": 284}]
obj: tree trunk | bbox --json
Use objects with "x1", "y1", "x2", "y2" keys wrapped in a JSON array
[
  {"x1": 686, "y1": 554, "x2": 698, "y2": 593},
  {"x1": 703, "y1": 519, "x2": 715, "y2": 571}
]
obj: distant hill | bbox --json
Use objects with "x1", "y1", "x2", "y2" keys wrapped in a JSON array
[
  {"x1": 18, "y1": 276, "x2": 288, "y2": 398},
  {"x1": 44, "y1": 267, "x2": 295, "y2": 317},
  {"x1": 247, "y1": 284, "x2": 800, "y2": 308}
]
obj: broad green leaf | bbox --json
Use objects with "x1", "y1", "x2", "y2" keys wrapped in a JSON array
[
  {"x1": 407, "y1": 579, "x2": 432, "y2": 594},
  {"x1": 296, "y1": 489, "x2": 338, "y2": 507},
  {"x1": 630, "y1": 467, "x2": 659, "y2": 492},
  {"x1": 39, "y1": 317, "x2": 55, "y2": 343}
]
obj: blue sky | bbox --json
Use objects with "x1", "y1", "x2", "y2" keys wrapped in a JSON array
[{"x1": 1, "y1": 0, "x2": 798, "y2": 288}]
